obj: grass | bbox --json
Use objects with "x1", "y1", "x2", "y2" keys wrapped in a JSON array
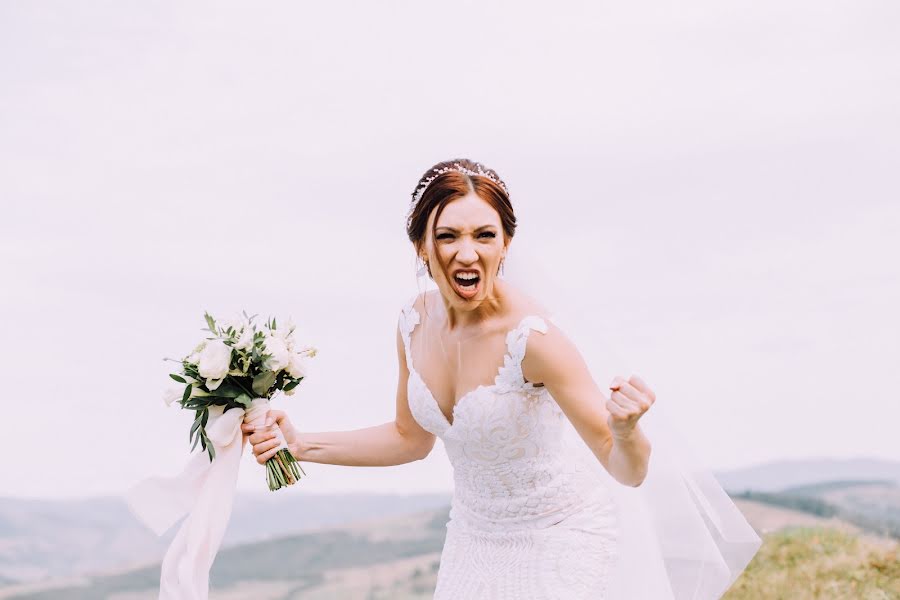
[{"x1": 724, "y1": 527, "x2": 899, "y2": 600}]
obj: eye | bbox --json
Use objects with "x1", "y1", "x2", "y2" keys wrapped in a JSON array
[
  {"x1": 436, "y1": 233, "x2": 454, "y2": 240},
  {"x1": 478, "y1": 231, "x2": 497, "y2": 239}
]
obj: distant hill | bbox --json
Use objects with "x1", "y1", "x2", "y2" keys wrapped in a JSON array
[
  {"x1": 3, "y1": 497, "x2": 897, "y2": 600},
  {"x1": 733, "y1": 480, "x2": 900, "y2": 539},
  {"x1": 2, "y1": 457, "x2": 898, "y2": 595},
  {"x1": 0, "y1": 506, "x2": 451, "y2": 600},
  {"x1": 0, "y1": 491, "x2": 451, "y2": 586},
  {"x1": 715, "y1": 458, "x2": 900, "y2": 493}
]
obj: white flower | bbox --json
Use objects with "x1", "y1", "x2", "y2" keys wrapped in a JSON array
[
  {"x1": 206, "y1": 377, "x2": 225, "y2": 391},
  {"x1": 186, "y1": 340, "x2": 206, "y2": 366},
  {"x1": 234, "y1": 327, "x2": 254, "y2": 351},
  {"x1": 262, "y1": 335, "x2": 290, "y2": 372},
  {"x1": 286, "y1": 353, "x2": 307, "y2": 379},
  {"x1": 163, "y1": 386, "x2": 183, "y2": 406},
  {"x1": 197, "y1": 339, "x2": 232, "y2": 380}
]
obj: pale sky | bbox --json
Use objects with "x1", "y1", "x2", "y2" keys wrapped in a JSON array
[{"x1": 1, "y1": 1, "x2": 898, "y2": 498}]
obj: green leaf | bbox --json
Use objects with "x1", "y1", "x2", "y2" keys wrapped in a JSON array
[
  {"x1": 169, "y1": 374, "x2": 187, "y2": 383},
  {"x1": 283, "y1": 379, "x2": 300, "y2": 393},
  {"x1": 182, "y1": 385, "x2": 192, "y2": 403},
  {"x1": 272, "y1": 317, "x2": 277, "y2": 330},
  {"x1": 204, "y1": 311, "x2": 217, "y2": 335},
  {"x1": 211, "y1": 379, "x2": 245, "y2": 398},
  {"x1": 190, "y1": 417, "x2": 201, "y2": 440},
  {"x1": 234, "y1": 393, "x2": 251, "y2": 408},
  {"x1": 252, "y1": 370, "x2": 276, "y2": 396}
]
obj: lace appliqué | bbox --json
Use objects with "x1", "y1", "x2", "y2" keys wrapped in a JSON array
[{"x1": 495, "y1": 315, "x2": 550, "y2": 396}]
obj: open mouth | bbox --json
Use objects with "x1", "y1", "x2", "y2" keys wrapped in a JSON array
[{"x1": 452, "y1": 270, "x2": 481, "y2": 299}]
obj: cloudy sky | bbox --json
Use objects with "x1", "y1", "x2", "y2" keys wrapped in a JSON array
[{"x1": 1, "y1": 1, "x2": 897, "y2": 499}]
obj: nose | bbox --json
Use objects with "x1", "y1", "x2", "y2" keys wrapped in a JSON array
[{"x1": 456, "y1": 238, "x2": 478, "y2": 264}]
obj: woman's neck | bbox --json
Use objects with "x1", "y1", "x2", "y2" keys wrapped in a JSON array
[{"x1": 438, "y1": 279, "x2": 512, "y2": 331}]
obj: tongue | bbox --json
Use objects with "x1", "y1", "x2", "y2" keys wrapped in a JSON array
[{"x1": 454, "y1": 277, "x2": 479, "y2": 299}]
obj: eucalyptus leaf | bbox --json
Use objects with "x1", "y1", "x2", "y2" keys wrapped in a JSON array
[
  {"x1": 169, "y1": 374, "x2": 186, "y2": 384},
  {"x1": 252, "y1": 370, "x2": 276, "y2": 396},
  {"x1": 204, "y1": 312, "x2": 217, "y2": 334}
]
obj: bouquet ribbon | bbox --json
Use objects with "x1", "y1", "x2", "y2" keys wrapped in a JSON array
[{"x1": 125, "y1": 397, "x2": 278, "y2": 600}]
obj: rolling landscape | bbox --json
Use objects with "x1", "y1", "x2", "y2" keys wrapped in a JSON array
[{"x1": 1, "y1": 458, "x2": 897, "y2": 599}]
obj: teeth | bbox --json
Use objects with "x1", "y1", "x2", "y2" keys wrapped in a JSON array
[{"x1": 457, "y1": 272, "x2": 478, "y2": 280}]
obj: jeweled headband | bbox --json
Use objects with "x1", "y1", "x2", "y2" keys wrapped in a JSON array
[{"x1": 407, "y1": 162, "x2": 510, "y2": 223}]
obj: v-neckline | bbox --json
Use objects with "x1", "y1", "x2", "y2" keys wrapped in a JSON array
[{"x1": 405, "y1": 303, "x2": 536, "y2": 430}]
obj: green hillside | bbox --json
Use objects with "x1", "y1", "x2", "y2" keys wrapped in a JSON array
[{"x1": 724, "y1": 527, "x2": 899, "y2": 600}]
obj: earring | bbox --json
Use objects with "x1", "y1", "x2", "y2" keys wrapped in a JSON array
[{"x1": 417, "y1": 256, "x2": 431, "y2": 278}]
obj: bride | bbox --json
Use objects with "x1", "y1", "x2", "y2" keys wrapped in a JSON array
[{"x1": 242, "y1": 159, "x2": 761, "y2": 599}]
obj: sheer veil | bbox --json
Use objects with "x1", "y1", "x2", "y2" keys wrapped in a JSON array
[{"x1": 499, "y1": 242, "x2": 763, "y2": 599}]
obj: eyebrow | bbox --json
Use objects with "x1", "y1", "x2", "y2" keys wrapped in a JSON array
[{"x1": 435, "y1": 225, "x2": 498, "y2": 232}]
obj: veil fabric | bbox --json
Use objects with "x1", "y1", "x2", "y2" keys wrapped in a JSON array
[{"x1": 498, "y1": 248, "x2": 763, "y2": 599}]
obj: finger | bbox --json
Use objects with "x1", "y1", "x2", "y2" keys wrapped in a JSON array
[
  {"x1": 606, "y1": 397, "x2": 629, "y2": 418},
  {"x1": 628, "y1": 375, "x2": 656, "y2": 403},
  {"x1": 612, "y1": 379, "x2": 652, "y2": 411},
  {"x1": 257, "y1": 446, "x2": 280, "y2": 464},
  {"x1": 611, "y1": 378, "x2": 644, "y2": 403},
  {"x1": 248, "y1": 430, "x2": 277, "y2": 445},
  {"x1": 252, "y1": 437, "x2": 281, "y2": 457},
  {"x1": 610, "y1": 390, "x2": 640, "y2": 413},
  {"x1": 240, "y1": 423, "x2": 256, "y2": 434}
]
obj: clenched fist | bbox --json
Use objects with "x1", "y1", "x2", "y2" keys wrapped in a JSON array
[
  {"x1": 240, "y1": 409, "x2": 301, "y2": 464},
  {"x1": 606, "y1": 374, "x2": 656, "y2": 439}
]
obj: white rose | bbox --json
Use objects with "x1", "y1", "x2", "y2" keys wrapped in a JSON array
[
  {"x1": 197, "y1": 339, "x2": 232, "y2": 380},
  {"x1": 234, "y1": 327, "x2": 254, "y2": 351},
  {"x1": 286, "y1": 353, "x2": 307, "y2": 379},
  {"x1": 262, "y1": 335, "x2": 290, "y2": 372}
]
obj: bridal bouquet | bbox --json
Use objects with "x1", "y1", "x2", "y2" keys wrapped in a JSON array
[{"x1": 165, "y1": 311, "x2": 316, "y2": 491}]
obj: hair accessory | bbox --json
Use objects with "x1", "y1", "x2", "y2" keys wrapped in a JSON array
[{"x1": 407, "y1": 162, "x2": 509, "y2": 223}]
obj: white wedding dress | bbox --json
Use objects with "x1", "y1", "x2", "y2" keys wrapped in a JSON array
[
  {"x1": 398, "y1": 293, "x2": 762, "y2": 599},
  {"x1": 401, "y1": 295, "x2": 621, "y2": 598}
]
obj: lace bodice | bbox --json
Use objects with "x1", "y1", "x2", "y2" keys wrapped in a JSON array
[{"x1": 398, "y1": 295, "x2": 608, "y2": 531}]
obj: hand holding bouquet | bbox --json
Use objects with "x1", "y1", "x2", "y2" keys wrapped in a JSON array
[{"x1": 165, "y1": 311, "x2": 316, "y2": 491}]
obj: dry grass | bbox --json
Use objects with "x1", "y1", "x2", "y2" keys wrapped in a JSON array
[{"x1": 724, "y1": 527, "x2": 899, "y2": 600}]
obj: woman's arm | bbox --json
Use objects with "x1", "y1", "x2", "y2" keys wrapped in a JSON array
[
  {"x1": 522, "y1": 323, "x2": 653, "y2": 487},
  {"x1": 242, "y1": 324, "x2": 437, "y2": 467}
]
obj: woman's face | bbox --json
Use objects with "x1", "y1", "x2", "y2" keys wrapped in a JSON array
[{"x1": 421, "y1": 191, "x2": 508, "y2": 307}]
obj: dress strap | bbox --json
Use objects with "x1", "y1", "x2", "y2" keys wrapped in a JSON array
[
  {"x1": 398, "y1": 295, "x2": 421, "y2": 371},
  {"x1": 495, "y1": 315, "x2": 549, "y2": 393}
]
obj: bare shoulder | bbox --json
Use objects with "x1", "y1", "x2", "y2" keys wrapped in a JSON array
[{"x1": 519, "y1": 309, "x2": 587, "y2": 387}]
